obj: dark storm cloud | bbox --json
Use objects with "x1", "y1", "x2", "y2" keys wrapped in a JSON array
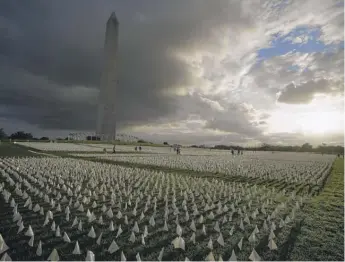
[
  {"x1": 277, "y1": 79, "x2": 343, "y2": 104},
  {"x1": 0, "y1": 0, "x2": 252, "y2": 131}
]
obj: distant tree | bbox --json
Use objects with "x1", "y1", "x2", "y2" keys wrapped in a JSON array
[
  {"x1": 137, "y1": 139, "x2": 147, "y2": 143},
  {"x1": 0, "y1": 128, "x2": 7, "y2": 139},
  {"x1": 39, "y1": 137, "x2": 50, "y2": 141},
  {"x1": 9, "y1": 131, "x2": 33, "y2": 140},
  {"x1": 163, "y1": 142, "x2": 169, "y2": 145},
  {"x1": 301, "y1": 143, "x2": 313, "y2": 151}
]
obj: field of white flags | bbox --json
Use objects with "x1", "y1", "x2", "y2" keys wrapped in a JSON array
[
  {"x1": 16, "y1": 142, "x2": 173, "y2": 153},
  {"x1": 80, "y1": 153, "x2": 334, "y2": 189},
  {"x1": 0, "y1": 156, "x2": 311, "y2": 261}
]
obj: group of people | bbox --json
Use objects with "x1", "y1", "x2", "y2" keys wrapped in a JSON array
[
  {"x1": 104, "y1": 145, "x2": 142, "y2": 154},
  {"x1": 231, "y1": 149, "x2": 243, "y2": 156},
  {"x1": 171, "y1": 145, "x2": 181, "y2": 155},
  {"x1": 102, "y1": 145, "x2": 116, "y2": 153}
]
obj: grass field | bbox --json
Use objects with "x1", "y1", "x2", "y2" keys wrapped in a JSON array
[
  {"x1": 287, "y1": 158, "x2": 344, "y2": 261},
  {"x1": 0, "y1": 142, "x2": 38, "y2": 157},
  {"x1": 0, "y1": 142, "x2": 343, "y2": 261}
]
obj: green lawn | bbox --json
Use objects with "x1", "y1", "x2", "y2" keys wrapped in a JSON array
[
  {"x1": 0, "y1": 142, "x2": 37, "y2": 157},
  {"x1": 287, "y1": 158, "x2": 344, "y2": 261}
]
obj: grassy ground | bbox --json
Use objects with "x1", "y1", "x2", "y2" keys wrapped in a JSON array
[
  {"x1": 287, "y1": 158, "x2": 344, "y2": 261},
  {"x1": 0, "y1": 142, "x2": 38, "y2": 157}
]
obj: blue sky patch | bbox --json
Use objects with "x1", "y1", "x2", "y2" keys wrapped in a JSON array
[{"x1": 257, "y1": 26, "x2": 344, "y2": 62}]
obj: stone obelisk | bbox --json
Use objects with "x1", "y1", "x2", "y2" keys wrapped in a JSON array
[{"x1": 96, "y1": 12, "x2": 119, "y2": 142}]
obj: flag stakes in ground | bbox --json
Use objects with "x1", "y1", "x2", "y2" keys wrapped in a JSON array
[
  {"x1": 143, "y1": 226, "x2": 148, "y2": 237},
  {"x1": 72, "y1": 217, "x2": 78, "y2": 228},
  {"x1": 17, "y1": 221, "x2": 24, "y2": 234},
  {"x1": 0, "y1": 234, "x2": 9, "y2": 255},
  {"x1": 190, "y1": 220, "x2": 196, "y2": 232},
  {"x1": 176, "y1": 224, "x2": 182, "y2": 236},
  {"x1": 129, "y1": 232, "x2": 136, "y2": 243},
  {"x1": 190, "y1": 232, "x2": 196, "y2": 244},
  {"x1": 25, "y1": 225, "x2": 34, "y2": 237},
  {"x1": 172, "y1": 236, "x2": 185, "y2": 250},
  {"x1": 0, "y1": 253, "x2": 12, "y2": 262},
  {"x1": 117, "y1": 211, "x2": 123, "y2": 220},
  {"x1": 96, "y1": 233, "x2": 103, "y2": 245},
  {"x1": 205, "y1": 251, "x2": 215, "y2": 261},
  {"x1": 217, "y1": 233, "x2": 225, "y2": 247},
  {"x1": 109, "y1": 221, "x2": 115, "y2": 232},
  {"x1": 248, "y1": 231, "x2": 256, "y2": 244},
  {"x1": 229, "y1": 250, "x2": 237, "y2": 261},
  {"x1": 28, "y1": 235, "x2": 34, "y2": 247},
  {"x1": 268, "y1": 238, "x2": 278, "y2": 250},
  {"x1": 269, "y1": 229, "x2": 276, "y2": 240},
  {"x1": 163, "y1": 220, "x2": 168, "y2": 231},
  {"x1": 158, "y1": 247, "x2": 164, "y2": 261},
  {"x1": 132, "y1": 222, "x2": 139, "y2": 233},
  {"x1": 116, "y1": 225, "x2": 123, "y2": 238},
  {"x1": 240, "y1": 219, "x2": 245, "y2": 231},
  {"x1": 78, "y1": 221, "x2": 83, "y2": 231},
  {"x1": 50, "y1": 221, "x2": 56, "y2": 231},
  {"x1": 108, "y1": 240, "x2": 119, "y2": 254},
  {"x1": 55, "y1": 226, "x2": 61, "y2": 237},
  {"x1": 254, "y1": 225, "x2": 259, "y2": 234},
  {"x1": 85, "y1": 251, "x2": 95, "y2": 262},
  {"x1": 121, "y1": 251, "x2": 126, "y2": 261},
  {"x1": 106, "y1": 208, "x2": 113, "y2": 218},
  {"x1": 47, "y1": 248, "x2": 59, "y2": 261},
  {"x1": 207, "y1": 238, "x2": 213, "y2": 250},
  {"x1": 249, "y1": 248, "x2": 261, "y2": 261},
  {"x1": 237, "y1": 237, "x2": 243, "y2": 251},
  {"x1": 88, "y1": 226, "x2": 96, "y2": 238},
  {"x1": 72, "y1": 241, "x2": 81, "y2": 255},
  {"x1": 229, "y1": 225, "x2": 234, "y2": 236},
  {"x1": 63, "y1": 232, "x2": 71, "y2": 243},
  {"x1": 214, "y1": 221, "x2": 220, "y2": 232},
  {"x1": 36, "y1": 240, "x2": 42, "y2": 256},
  {"x1": 202, "y1": 224, "x2": 207, "y2": 235}
]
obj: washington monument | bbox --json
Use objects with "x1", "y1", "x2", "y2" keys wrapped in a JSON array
[{"x1": 96, "y1": 12, "x2": 119, "y2": 141}]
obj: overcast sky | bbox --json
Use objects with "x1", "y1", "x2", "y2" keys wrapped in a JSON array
[{"x1": 0, "y1": 0, "x2": 344, "y2": 146}]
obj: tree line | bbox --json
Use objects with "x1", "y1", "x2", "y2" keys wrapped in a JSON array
[
  {"x1": 0, "y1": 128, "x2": 56, "y2": 141},
  {"x1": 199, "y1": 142, "x2": 344, "y2": 155}
]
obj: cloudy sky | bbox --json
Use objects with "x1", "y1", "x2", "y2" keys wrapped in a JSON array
[{"x1": 0, "y1": 0, "x2": 344, "y2": 146}]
